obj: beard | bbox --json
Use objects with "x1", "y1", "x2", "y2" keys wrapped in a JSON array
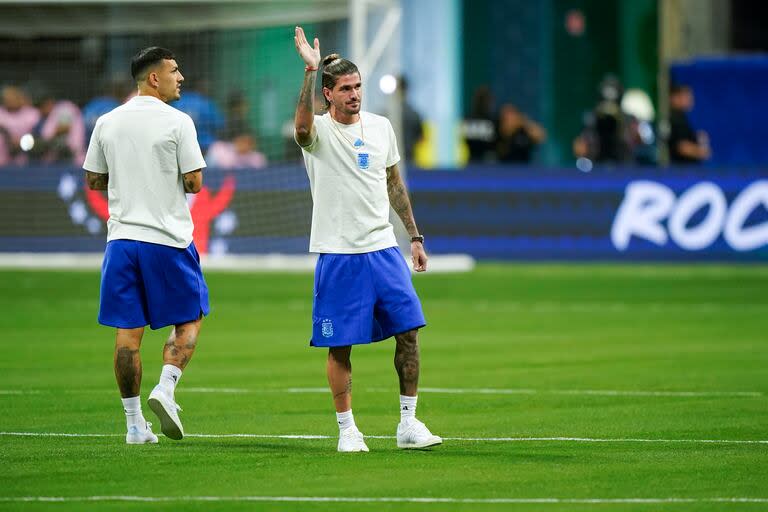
[{"x1": 335, "y1": 100, "x2": 361, "y2": 116}]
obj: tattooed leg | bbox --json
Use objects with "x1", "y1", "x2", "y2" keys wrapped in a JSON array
[
  {"x1": 163, "y1": 318, "x2": 202, "y2": 370},
  {"x1": 394, "y1": 329, "x2": 420, "y2": 396},
  {"x1": 114, "y1": 327, "x2": 144, "y2": 398},
  {"x1": 327, "y1": 346, "x2": 353, "y2": 412}
]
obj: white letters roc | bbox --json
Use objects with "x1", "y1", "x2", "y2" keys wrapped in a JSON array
[{"x1": 611, "y1": 180, "x2": 768, "y2": 252}]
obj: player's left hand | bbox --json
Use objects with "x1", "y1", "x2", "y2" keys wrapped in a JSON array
[{"x1": 412, "y1": 242, "x2": 428, "y2": 272}]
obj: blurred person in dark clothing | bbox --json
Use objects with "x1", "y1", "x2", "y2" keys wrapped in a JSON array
[
  {"x1": 83, "y1": 77, "x2": 130, "y2": 141},
  {"x1": 573, "y1": 75, "x2": 632, "y2": 163},
  {"x1": 221, "y1": 90, "x2": 250, "y2": 140},
  {"x1": 397, "y1": 76, "x2": 423, "y2": 162},
  {"x1": 463, "y1": 85, "x2": 495, "y2": 162},
  {"x1": 173, "y1": 79, "x2": 224, "y2": 152},
  {"x1": 495, "y1": 104, "x2": 546, "y2": 163},
  {"x1": 667, "y1": 83, "x2": 710, "y2": 164}
]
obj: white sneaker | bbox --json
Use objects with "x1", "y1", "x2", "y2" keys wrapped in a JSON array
[
  {"x1": 396, "y1": 418, "x2": 442, "y2": 449},
  {"x1": 126, "y1": 421, "x2": 158, "y2": 445},
  {"x1": 337, "y1": 426, "x2": 370, "y2": 452},
  {"x1": 147, "y1": 386, "x2": 184, "y2": 440}
]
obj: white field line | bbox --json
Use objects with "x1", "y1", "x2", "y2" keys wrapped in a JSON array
[
  {"x1": 0, "y1": 496, "x2": 767, "y2": 504},
  {"x1": 1, "y1": 387, "x2": 763, "y2": 397},
  {"x1": 458, "y1": 301, "x2": 768, "y2": 314},
  {"x1": 1, "y1": 431, "x2": 767, "y2": 444},
  {"x1": 416, "y1": 388, "x2": 764, "y2": 398},
  {"x1": 201, "y1": 387, "x2": 767, "y2": 398}
]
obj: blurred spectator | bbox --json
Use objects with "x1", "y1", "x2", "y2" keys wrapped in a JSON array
[
  {"x1": 495, "y1": 104, "x2": 546, "y2": 163},
  {"x1": 397, "y1": 76, "x2": 424, "y2": 162},
  {"x1": 173, "y1": 80, "x2": 225, "y2": 152},
  {"x1": 28, "y1": 84, "x2": 85, "y2": 165},
  {"x1": 667, "y1": 83, "x2": 710, "y2": 164},
  {"x1": 222, "y1": 90, "x2": 250, "y2": 140},
  {"x1": 463, "y1": 85, "x2": 496, "y2": 162},
  {"x1": 206, "y1": 131, "x2": 267, "y2": 169},
  {"x1": 573, "y1": 75, "x2": 632, "y2": 163},
  {"x1": 621, "y1": 89, "x2": 657, "y2": 165},
  {"x1": 83, "y1": 77, "x2": 129, "y2": 141},
  {"x1": 0, "y1": 85, "x2": 40, "y2": 166}
]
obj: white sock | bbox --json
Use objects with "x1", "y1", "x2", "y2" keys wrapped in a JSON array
[
  {"x1": 336, "y1": 410, "x2": 356, "y2": 432},
  {"x1": 121, "y1": 396, "x2": 145, "y2": 429},
  {"x1": 159, "y1": 364, "x2": 182, "y2": 395},
  {"x1": 400, "y1": 395, "x2": 417, "y2": 423}
]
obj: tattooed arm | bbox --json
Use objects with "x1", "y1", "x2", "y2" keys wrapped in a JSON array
[
  {"x1": 85, "y1": 171, "x2": 109, "y2": 190},
  {"x1": 294, "y1": 26, "x2": 321, "y2": 147},
  {"x1": 183, "y1": 170, "x2": 203, "y2": 194},
  {"x1": 387, "y1": 163, "x2": 428, "y2": 272}
]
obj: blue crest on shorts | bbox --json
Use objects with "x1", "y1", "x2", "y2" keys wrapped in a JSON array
[
  {"x1": 357, "y1": 152, "x2": 370, "y2": 170},
  {"x1": 321, "y1": 318, "x2": 334, "y2": 338}
]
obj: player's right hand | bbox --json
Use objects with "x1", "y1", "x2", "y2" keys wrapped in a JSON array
[{"x1": 295, "y1": 26, "x2": 320, "y2": 68}]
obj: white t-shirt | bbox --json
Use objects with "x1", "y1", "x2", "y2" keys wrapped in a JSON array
[
  {"x1": 297, "y1": 111, "x2": 400, "y2": 253},
  {"x1": 83, "y1": 95, "x2": 206, "y2": 248}
]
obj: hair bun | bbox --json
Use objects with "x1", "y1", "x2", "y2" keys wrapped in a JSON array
[{"x1": 322, "y1": 53, "x2": 342, "y2": 67}]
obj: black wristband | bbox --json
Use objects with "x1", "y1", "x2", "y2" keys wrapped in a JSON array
[{"x1": 411, "y1": 235, "x2": 424, "y2": 244}]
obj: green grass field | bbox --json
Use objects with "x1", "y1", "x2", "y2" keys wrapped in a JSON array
[{"x1": 1, "y1": 264, "x2": 767, "y2": 511}]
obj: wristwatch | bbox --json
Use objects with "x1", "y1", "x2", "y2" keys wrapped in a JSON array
[{"x1": 410, "y1": 235, "x2": 424, "y2": 244}]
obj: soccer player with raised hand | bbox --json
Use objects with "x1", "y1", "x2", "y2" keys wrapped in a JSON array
[{"x1": 293, "y1": 26, "x2": 441, "y2": 452}]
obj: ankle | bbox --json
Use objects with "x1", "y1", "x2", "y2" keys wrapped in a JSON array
[
  {"x1": 399, "y1": 394, "x2": 417, "y2": 423},
  {"x1": 336, "y1": 410, "x2": 356, "y2": 432},
  {"x1": 158, "y1": 364, "x2": 182, "y2": 394}
]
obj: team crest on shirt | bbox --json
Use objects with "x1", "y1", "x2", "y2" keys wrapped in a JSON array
[
  {"x1": 321, "y1": 318, "x2": 334, "y2": 338},
  {"x1": 357, "y1": 152, "x2": 370, "y2": 170}
]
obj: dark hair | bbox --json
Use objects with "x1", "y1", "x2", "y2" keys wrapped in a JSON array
[
  {"x1": 131, "y1": 46, "x2": 175, "y2": 81},
  {"x1": 670, "y1": 82, "x2": 690, "y2": 96},
  {"x1": 321, "y1": 53, "x2": 360, "y2": 107}
]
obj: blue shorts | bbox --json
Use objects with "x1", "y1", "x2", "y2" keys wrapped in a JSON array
[
  {"x1": 99, "y1": 240, "x2": 210, "y2": 330},
  {"x1": 311, "y1": 246, "x2": 426, "y2": 347}
]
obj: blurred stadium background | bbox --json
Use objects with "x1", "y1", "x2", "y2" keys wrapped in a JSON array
[
  {"x1": 0, "y1": 0, "x2": 765, "y2": 265},
  {"x1": 1, "y1": 1, "x2": 767, "y2": 509}
]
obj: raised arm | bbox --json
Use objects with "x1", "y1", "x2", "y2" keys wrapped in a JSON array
[
  {"x1": 387, "y1": 163, "x2": 427, "y2": 272},
  {"x1": 294, "y1": 26, "x2": 321, "y2": 146}
]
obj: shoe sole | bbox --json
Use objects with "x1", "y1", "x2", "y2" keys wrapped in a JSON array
[
  {"x1": 337, "y1": 447, "x2": 370, "y2": 452},
  {"x1": 397, "y1": 438, "x2": 443, "y2": 449},
  {"x1": 148, "y1": 397, "x2": 184, "y2": 440},
  {"x1": 126, "y1": 437, "x2": 158, "y2": 445}
]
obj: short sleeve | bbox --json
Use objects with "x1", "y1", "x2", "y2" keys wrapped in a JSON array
[
  {"x1": 82, "y1": 118, "x2": 108, "y2": 174},
  {"x1": 177, "y1": 115, "x2": 207, "y2": 174},
  {"x1": 385, "y1": 118, "x2": 401, "y2": 167}
]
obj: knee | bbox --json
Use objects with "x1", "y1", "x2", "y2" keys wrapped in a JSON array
[
  {"x1": 115, "y1": 328, "x2": 143, "y2": 351},
  {"x1": 396, "y1": 330, "x2": 419, "y2": 349},
  {"x1": 329, "y1": 346, "x2": 352, "y2": 365},
  {"x1": 172, "y1": 321, "x2": 201, "y2": 349}
]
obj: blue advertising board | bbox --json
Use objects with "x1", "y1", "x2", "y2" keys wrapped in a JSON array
[{"x1": 0, "y1": 165, "x2": 765, "y2": 261}]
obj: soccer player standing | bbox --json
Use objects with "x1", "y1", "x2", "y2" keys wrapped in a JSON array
[
  {"x1": 293, "y1": 27, "x2": 442, "y2": 452},
  {"x1": 83, "y1": 47, "x2": 209, "y2": 444}
]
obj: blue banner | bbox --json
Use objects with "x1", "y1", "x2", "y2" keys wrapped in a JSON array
[
  {"x1": 0, "y1": 165, "x2": 765, "y2": 261},
  {"x1": 409, "y1": 167, "x2": 767, "y2": 261}
]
